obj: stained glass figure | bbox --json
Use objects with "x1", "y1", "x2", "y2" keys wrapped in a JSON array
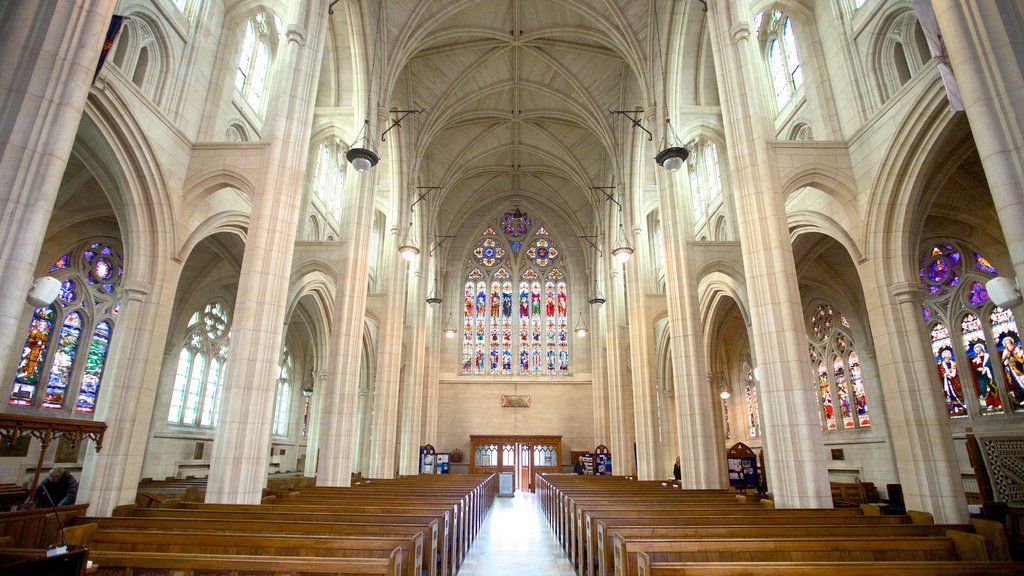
[
  {"x1": 744, "y1": 362, "x2": 760, "y2": 437},
  {"x1": 10, "y1": 306, "x2": 56, "y2": 406},
  {"x1": 51, "y1": 253, "x2": 71, "y2": 271},
  {"x1": 475, "y1": 281, "x2": 486, "y2": 373},
  {"x1": 556, "y1": 281, "x2": 568, "y2": 374},
  {"x1": 75, "y1": 320, "x2": 112, "y2": 412},
  {"x1": 531, "y1": 281, "x2": 542, "y2": 373},
  {"x1": 931, "y1": 323, "x2": 968, "y2": 417},
  {"x1": 500, "y1": 206, "x2": 531, "y2": 238},
  {"x1": 545, "y1": 281, "x2": 556, "y2": 371},
  {"x1": 975, "y1": 254, "x2": 997, "y2": 274},
  {"x1": 962, "y1": 314, "x2": 1003, "y2": 415},
  {"x1": 833, "y1": 356, "x2": 854, "y2": 428},
  {"x1": 922, "y1": 306, "x2": 931, "y2": 322},
  {"x1": 59, "y1": 279, "x2": 77, "y2": 303},
  {"x1": 968, "y1": 281, "x2": 989, "y2": 307},
  {"x1": 42, "y1": 312, "x2": 83, "y2": 409},
  {"x1": 919, "y1": 244, "x2": 963, "y2": 297},
  {"x1": 992, "y1": 307, "x2": 1024, "y2": 411},
  {"x1": 817, "y1": 359, "x2": 837, "y2": 429},
  {"x1": 510, "y1": 240, "x2": 523, "y2": 254},
  {"x1": 848, "y1": 351, "x2": 871, "y2": 426},
  {"x1": 810, "y1": 304, "x2": 833, "y2": 339},
  {"x1": 519, "y1": 281, "x2": 530, "y2": 372}
]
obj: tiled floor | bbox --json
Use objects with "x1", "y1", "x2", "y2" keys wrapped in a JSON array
[{"x1": 457, "y1": 491, "x2": 576, "y2": 575}]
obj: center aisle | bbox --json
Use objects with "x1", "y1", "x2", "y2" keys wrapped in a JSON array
[{"x1": 457, "y1": 490, "x2": 576, "y2": 576}]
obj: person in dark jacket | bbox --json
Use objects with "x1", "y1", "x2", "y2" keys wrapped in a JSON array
[
  {"x1": 672, "y1": 457, "x2": 681, "y2": 481},
  {"x1": 30, "y1": 467, "x2": 78, "y2": 509}
]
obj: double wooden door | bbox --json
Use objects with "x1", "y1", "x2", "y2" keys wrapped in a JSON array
[{"x1": 469, "y1": 435, "x2": 561, "y2": 492}]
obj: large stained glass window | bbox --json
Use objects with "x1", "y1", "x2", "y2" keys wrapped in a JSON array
[
  {"x1": 235, "y1": 12, "x2": 278, "y2": 112},
  {"x1": 686, "y1": 137, "x2": 727, "y2": 231},
  {"x1": 312, "y1": 138, "x2": 345, "y2": 221},
  {"x1": 806, "y1": 303, "x2": 872, "y2": 431},
  {"x1": 167, "y1": 302, "x2": 230, "y2": 426},
  {"x1": 920, "y1": 242, "x2": 1023, "y2": 417},
  {"x1": 461, "y1": 210, "x2": 572, "y2": 375},
  {"x1": 10, "y1": 241, "x2": 123, "y2": 411}
]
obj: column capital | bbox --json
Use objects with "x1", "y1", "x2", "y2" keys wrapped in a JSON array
[
  {"x1": 730, "y1": 22, "x2": 751, "y2": 43},
  {"x1": 890, "y1": 281, "x2": 922, "y2": 304},
  {"x1": 122, "y1": 281, "x2": 154, "y2": 301},
  {"x1": 285, "y1": 24, "x2": 307, "y2": 46}
]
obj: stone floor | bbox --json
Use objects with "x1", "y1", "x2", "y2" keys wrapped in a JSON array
[{"x1": 457, "y1": 491, "x2": 576, "y2": 576}]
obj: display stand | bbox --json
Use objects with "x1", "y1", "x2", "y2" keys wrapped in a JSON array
[
  {"x1": 419, "y1": 444, "x2": 436, "y2": 475},
  {"x1": 726, "y1": 442, "x2": 759, "y2": 490},
  {"x1": 435, "y1": 453, "x2": 449, "y2": 474},
  {"x1": 594, "y1": 445, "x2": 612, "y2": 475}
]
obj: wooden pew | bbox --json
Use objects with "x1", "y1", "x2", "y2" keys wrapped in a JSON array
[
  {"x1": 87, "y1": 528, "x2": 421, "y2": 576},
  {"x1": 88, "y1": 549, "x2": 401, "y2": 576},
  {"x1": 77, "y1": 515, "x2": 439, "y2": 576},
  {"x1": 615, "y1": 534, "x2": 967, "y2": 576},
  {"x1": 596, "y1": 521, "x2": 977, "y2": 576},
  {"x1": 634, "y1": 554, "x2": 1024, "y2": 576}
]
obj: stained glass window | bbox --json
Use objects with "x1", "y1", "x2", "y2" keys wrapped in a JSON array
[
  {"x1": 686, "y1": 137, "x2": 727, "y2": 227},
  {"x1": 807, "y1": 303, "x2": 871, "y2": 430},
  {"x1": 74, "y1": 321, "x2": 112, "y2": 413},
  {"x1": 743, "y1": 360, "x2": 760, "y2": 437},
  {"x1": 235, "y1": 13, "x2": 275, "y2": 111},
  {"x1": 10, "y1": 306, "x2": 56, "y2": 406},
  {"x1": 992, "y1": 307, "x2": 1024, "y2": 412},
  {"x1": 168, "y1": 302, "x2": 230, "y2": 426},
  {"x1": 931, "y1": 323, "x2": 968, "y2": 418},
  {"x1": 42, "y1": 312, "x2": 83, "y2": 409},
  {"x1": 10, "y1": 241, "x2": 123, "y2": 411},
  {"x1": 462, "y1": 214, "x2": 571, "y2": 375},
  {"x1": 920, "y1": 244, "x2": 1021, "y2": 418},
  {"x1": 962, "y1": 314, "x2": 1003, "y2": 415},
  {"x1": 758, "y1": 10, "x2": 803, "y2": 110}
]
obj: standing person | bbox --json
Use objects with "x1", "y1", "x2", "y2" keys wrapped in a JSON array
[
  {"x1": 672, "y1": 457, "x2": 681, "y2": 481},
  {"x1": 574, "y1": 456, "x2": 586, "y2": 475},
  {"x1": 27, "y1": 467, "x2": 78, "y2": 509}
]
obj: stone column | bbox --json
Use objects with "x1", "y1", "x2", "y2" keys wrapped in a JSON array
[
  {"x1": 302, "y1": 370, "x2": 325, "y2": 477},
  {"x1": 205, "y1": 1, "x2": 327, "y2": 503},
  {"x1": 932, "y1": 1, "x2": 1024, "y2": 288},
  {"x1": 624, "y1": 219, "x2": 660, "y2": 480},
  {"x1": 605, "y1": 266, "x2": 636, "y2": 475},
  {"x1": 317, "y1": 124, "x2": 381, "y2": 485},
  {"x1": 707, "y1": 0, "x2": 831, "y2": 507},
  {"x1": 399, "y1": 269, "x2": 429, "y2": 475},
  {"x1": 0, "y1": 0, "x2": 116, "y2": 373},
  {"x1": 864, "y1": 276, "x2": 967, "y2": 522},
  {"x1": 369, "y1": 232, "x2": 411, "y2": 478},
  {"x1": 655, "y1": 146, "x2": 724, "y2": 489},
  {"x1": 78, "y1": 275, "x2": 178, "y2": 515},
  {"x1": 589, "y1": 261, "x2": 611, "y2": 445}
]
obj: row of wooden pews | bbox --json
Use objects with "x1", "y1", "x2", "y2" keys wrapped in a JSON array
[
  {"x1": 68, "y1": 473, "x2": 496, "y2": 576},
  {"x1": 536, "y1": 474, "x2": 1022, "y2": 576}
]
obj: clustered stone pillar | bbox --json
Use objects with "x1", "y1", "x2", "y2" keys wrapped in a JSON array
[
  {"x1": 655, "y1": 142, "x2": 724, "y2": 489},
  {"x1": 0, "y1": 0, "x2": 116, "y2": 375},
  {"x1": 205, "y1": 0, "x2": 327, "y2": 503},
  {"x1": 707, "y1": 0, "x2": 831, "y2": 508}
]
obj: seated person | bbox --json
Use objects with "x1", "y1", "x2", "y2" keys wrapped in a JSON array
[{"x1": 27, "y1": 467, "x2": 78, "y2": 509}]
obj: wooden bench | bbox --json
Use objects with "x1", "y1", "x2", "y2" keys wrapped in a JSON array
[
  {"x1": 615, "y1": 534, "x2": 971, "y2": 576},
  {"x1": 88, "y1": 549, "x2": 401, "y2": 576},
  {"x1": 77, "y1": 515, "x2": 439, "y2": 576},
  {"x1": 635, "y1": 555, "x2": 1024, "y2": 576},
  {"x1": 86, "y1": 528, "x2": 421, "y2": 576}
]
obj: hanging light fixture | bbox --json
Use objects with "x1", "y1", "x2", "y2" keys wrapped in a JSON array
[
  {"x1": 426, "y1": 279, "x2": 443, "y2": 307},
  {"x1": 651, "y1": 6, "x2": 689, "y2": 173},
  {"x1": 611, "y1": 221, "x2": 634, "y2": 264},
  {"x1": 442, "y1": 313, "x2": 457, "y2": 339},
  {"x1": 719, "y1": 388, "x2": 731, "y2": 400},
  {"x1": 588, "y1": 293, "x2": 606, "y2": 307},
  {"x1": 397, "y1": 206, "x2": 419, "y2": 261},
  {"x1": 347, "y1": 3, "x2": 382, "y2": 172},
  {"x1": 574, "y1": 312, "x2": 589, "y2": 338}
]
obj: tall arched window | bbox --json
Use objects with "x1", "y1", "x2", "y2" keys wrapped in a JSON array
[
  {"x1": 273, "y1": 347, "x2": 292, "y2": 436},
  {"x1": 311, "y1": 138, "x2": 345, "y2": 221},
  {"x1": 235, "y1": 12, "x2": 279, "y2": 112},
  {"x1": 807, "y1": 304, "x2": 872, "y2": 430},
  {"x1": 877, "y1": 12, "x2": 932, "y2": 101},
  {"x1": 686, "y1": 136, "x2": 727, "y2": 236},
  {"x1": 9, "y1": 242, "x2": 123, "y2": 412},
  {"x1": 462, "y1": 209, "x2": 571, "y2": 375},
  {"x1": 920, "y1": 242, "x2": 1024, "y2": 418},
  {"x1": 755, "y1": 9, "x2": 804, "y2": 110},
  {"x1": 167, "y1": 302, "x2": 230, "y2": 426},
  {"x1": 742, "y1": 358, "x2": 760, "y2": 438}
]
